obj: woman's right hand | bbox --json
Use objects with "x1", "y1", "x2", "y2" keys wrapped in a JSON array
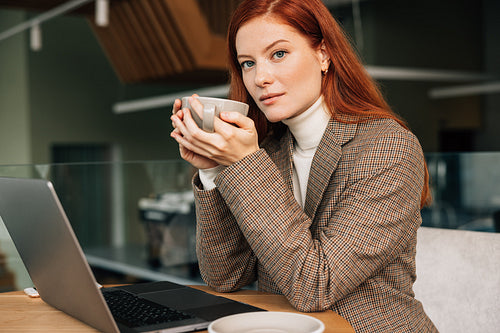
[{"x1": 171, "y1": 98, "x2": 219, "y2": 170}]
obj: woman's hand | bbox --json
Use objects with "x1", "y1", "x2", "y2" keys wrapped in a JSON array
[
  {"x1": 170, "y1": 98, "x2": 219, "y2": 170},
  {"x1": 170, "y1": 96, "x2": 259, "y2": 168}
]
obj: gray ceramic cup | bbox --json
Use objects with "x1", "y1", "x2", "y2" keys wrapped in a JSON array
[{"x1": 181, "y1": 96, "x2": 249, "y2": 132}]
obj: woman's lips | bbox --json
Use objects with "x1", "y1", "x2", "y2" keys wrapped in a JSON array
[{"x1": 260, "y1": 93, "x2": 284, "y2": 106}]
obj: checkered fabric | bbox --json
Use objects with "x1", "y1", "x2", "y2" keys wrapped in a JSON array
[{"x1": 194, "y1": 118, "x2": 438, "y2": 332}]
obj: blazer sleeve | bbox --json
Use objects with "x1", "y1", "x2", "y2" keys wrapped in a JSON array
[
  {"x1": 213, "y1": 129, "x2": 425, "y2": 312},
  {"x1": 193, "y1": 173, "x2": 258, "y2": 291}
]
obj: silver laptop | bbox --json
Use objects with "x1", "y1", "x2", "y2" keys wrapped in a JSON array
[{"x1": 0, "y1": 177, "x2": 262, "y2": 333}]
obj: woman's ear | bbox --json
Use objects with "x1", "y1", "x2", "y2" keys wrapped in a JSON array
[{"x1": 319, "y1": 40, "x2": 331, "y2": 72}]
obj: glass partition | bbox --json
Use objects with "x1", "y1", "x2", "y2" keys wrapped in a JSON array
[
  {"x1": 0, "y1": 160, "x2": 199, "y2": 291},
  {"x1": 423, "y1": 152, "x2": 500, "y2": 233},
  {"x1": 0, "y1": 153, "x2": 499, "y2": 292}
]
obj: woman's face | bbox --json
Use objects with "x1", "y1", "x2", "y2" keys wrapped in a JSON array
[{"x1": 235, "y1": 16, "x2": 327, "y2": 122}]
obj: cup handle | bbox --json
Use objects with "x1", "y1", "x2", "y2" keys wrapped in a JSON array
[{"x1": 203, "y1": 104, "x2": 216, "y2": 132}]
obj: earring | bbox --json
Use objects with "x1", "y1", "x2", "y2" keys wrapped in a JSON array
[{"x1": 322, "y1": 68, "x2": 329, "y2": 75}]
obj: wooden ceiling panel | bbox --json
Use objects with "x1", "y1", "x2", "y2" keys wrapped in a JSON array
[
  {"x1": 1, "y1": 0, "x2": 242, "y2": 83},
  {"x1": 127, "y1": 0, "x2": 173, "y2": 75},
  {"x1": 147, "y1": 0, "x2": 195, "y2": 71},
  {"x1": 116, "y1": 3, "x2": 159, "y2": 79},
  {"x1": 93, "y1": 13, "x2": 139, "y2": 82},
  {"x1": 87, "y1": 0, "x2": 240, "y2": 83}
]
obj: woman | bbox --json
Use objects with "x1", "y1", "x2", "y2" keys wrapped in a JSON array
[{"x1": 170, "y1": 0, "x2": 437, "y2": 331}]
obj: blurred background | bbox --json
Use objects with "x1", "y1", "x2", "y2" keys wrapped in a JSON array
[{"x1": 0, "y1": 0, "x2": 499, "y2": 291}]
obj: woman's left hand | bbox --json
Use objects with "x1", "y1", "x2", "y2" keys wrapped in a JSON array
[{"x1": 170, "y1": 98, "x2": 260, "y2": 166}]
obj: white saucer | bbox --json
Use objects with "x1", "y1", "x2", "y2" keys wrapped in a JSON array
[{"x1": 208, "y1": 311, "x2": 325, "y2": 333}]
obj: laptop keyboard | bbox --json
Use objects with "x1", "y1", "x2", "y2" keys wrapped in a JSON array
[{"x1": 102, "y1": 289, "x2": 195, "y2": 328}]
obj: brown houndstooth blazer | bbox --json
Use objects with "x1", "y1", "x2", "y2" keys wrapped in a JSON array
[{"x1": 193, "y1": 117, "x2": 438, "y2": 332}]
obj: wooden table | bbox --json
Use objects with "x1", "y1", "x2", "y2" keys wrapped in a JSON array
[{"x1": 0, "y1": 285, "x2": 354, "y2": 332}]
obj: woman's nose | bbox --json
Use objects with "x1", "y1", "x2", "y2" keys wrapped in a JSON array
[{"x1": 254, "y1": 63, "x2": 273, "y2": 87}]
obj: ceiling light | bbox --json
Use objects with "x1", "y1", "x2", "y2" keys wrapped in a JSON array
[
  {"x1": 95, "y1": 0, "x2": 109, "y2": 27},
  {"x1": 30, "y1": 23, "x2": 42, "y2": 51}
]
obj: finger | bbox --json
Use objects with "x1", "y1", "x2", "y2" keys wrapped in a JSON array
[
  {"x1": 173, "y1": 115, "x2": 227, "y2": 159},
  {"x1": 173, "y1": 109, "x2": 210, "y2": 146},
  {"x1": 182, "y1": 107, "x2": 209, "y2": 135},
  {"x1": 172, "y1": 98, "x2": 182, "y2": 115},
  {"x1": 171, "y1": 127, "x2": 181, "y2": 135},
  {"x1": 171, "y1": 126, "x2": 211, "y2": 158},
  {"x1": 172, "y1": 110, "x2": 184, "y2": 127},
  {"x1": 178, "y1": 143, "x2": 190, "y2": 159},
  {"x1": 171, "y1": 113, "x2": 189, "y2": 136},
  {"x1": 218, "y1": 111, "x2": 255, "y2": 130},
  {"x1": 171, "y1": 111, "x2": 180, "y2": 129},
  {"x1": 188, "y1": 95, "x2": 204, "y2": 122},
  {"x1": 175, "y1": 107, "x2": 230, "y2": 156},
  {"x1": 176, "y1": 110, "x2": 184, "y2": 121}
]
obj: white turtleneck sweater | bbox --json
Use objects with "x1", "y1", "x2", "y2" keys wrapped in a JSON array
[
  {"x1": 281, "y1": 96, "x2": 330, "y2": 207},
  {"x1": 199, "y1": 96, "x2": 331, "y2": 208}
]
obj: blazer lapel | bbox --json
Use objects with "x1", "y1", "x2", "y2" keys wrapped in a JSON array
[
  {"x1": 269, "y1": 130, "x2": 295, "y2": 193},
  {"x1": 304, "y1": 119, "x2": 357, "y2": 219}
]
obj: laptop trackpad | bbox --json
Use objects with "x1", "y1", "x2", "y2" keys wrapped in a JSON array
[
  {"x1": 143, "y1": 288, "x2": 231, "y2": 311},
  {"x1": 143, "y1": 288, "x2": 264, "y2": 321}
]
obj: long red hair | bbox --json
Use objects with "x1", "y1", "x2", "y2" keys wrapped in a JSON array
[{"x1": 226, "y1": 0, "x2": 431, "y2": 208}]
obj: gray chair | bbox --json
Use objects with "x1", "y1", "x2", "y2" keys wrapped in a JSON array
[{"x1": 414, "y1": 227, "x2": 500, "y2": 332}]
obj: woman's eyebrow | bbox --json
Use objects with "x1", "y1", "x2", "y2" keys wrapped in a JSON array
[
  {"x1": 237, "y1": 39, "x2": 291, "y2": 60},
  {"x1": 263, "y1": 39, "x2": 290, "y2": 52}
]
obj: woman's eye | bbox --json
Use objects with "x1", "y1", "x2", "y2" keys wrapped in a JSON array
[
  {"x1": 273, "y1": 51, "x2": 287, "y2": 59},
  {"x1": 241, "y1": 60, "x2": 255, "y2": 69}
]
